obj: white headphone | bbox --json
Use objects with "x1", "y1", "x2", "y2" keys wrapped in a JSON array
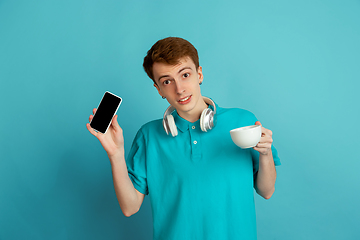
[{"x1": 162, "y1": 97, "x2": 217, "y2": 137}]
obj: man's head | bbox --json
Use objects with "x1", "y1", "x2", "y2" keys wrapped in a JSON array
[
  {"x1": 143, "y1": 37, "x2": 206, "y2": 122},
  {"x1": 143, "y1": 37, "x2": 199, "y2": 84}
]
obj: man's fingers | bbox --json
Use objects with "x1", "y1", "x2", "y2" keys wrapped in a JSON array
[
  {"x1": 86, "y1": 123, "x2": 97, "y2": 136},
  {"x1": 93, "y1": 108, "x2": 97, "y2": 115},
  {"x1": 253, "y1": 146, "x2": 265, "y2": 153},
  {"x1": 258, "y1": 135, "x2": 273, "y2": 144},
  {"x1": 86, "y1": 123, "x2": 102, "y2": 138},
  {"x1": 253, "y1": 122, "x2": 273, "y2": 155},
  {"x1": 253, "y1": 146, "x2": 261, "y2": 152},
  {"x1": 256, "y1": 142, "x2": 272, "y2": 148},
  {"x1": 253, "y1": 146, "x2": 270, "y2": 155},
  {"x1": 263, "y1": 128, "x2": 272, "y2": 136}
]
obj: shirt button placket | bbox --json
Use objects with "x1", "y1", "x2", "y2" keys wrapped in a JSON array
[{"x1": 190, "y1": 124, "x2": 201, "y2": 160}]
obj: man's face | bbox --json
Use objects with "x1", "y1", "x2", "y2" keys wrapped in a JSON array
[{"x1": 153, "y1": 57, "x2": 204, "y2": 120}]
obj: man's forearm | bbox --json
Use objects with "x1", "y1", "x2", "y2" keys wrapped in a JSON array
[
  {"x1": 109, "y1": 151, "x2": 144, "y2": 217},
  {"x1": 255, "y1": 150, "x2": 277, "y2": 199}
]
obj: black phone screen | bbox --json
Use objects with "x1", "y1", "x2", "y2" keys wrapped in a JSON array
[{"x1": 90, "y1": 92, "x2": 122, "y2": 134}]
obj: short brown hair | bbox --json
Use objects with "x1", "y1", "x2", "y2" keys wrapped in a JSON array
[{"x1": 143, "y1": 37, "x2": 199, "y2": 83}]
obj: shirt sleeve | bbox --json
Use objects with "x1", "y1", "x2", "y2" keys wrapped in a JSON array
[{"x1": 126, "y1": 129, "x2": 149, "y2": 195}]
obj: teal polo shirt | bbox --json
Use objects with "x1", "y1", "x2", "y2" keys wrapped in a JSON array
[{"x1": 127, "y1": 102, "x2": 281, "y2": 240}]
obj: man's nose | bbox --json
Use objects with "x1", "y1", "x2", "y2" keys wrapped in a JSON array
[{"x1": 175, "y1": 80, "x2": 185, "y2": 94}]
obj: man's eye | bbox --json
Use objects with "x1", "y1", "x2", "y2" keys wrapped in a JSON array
[
  {"x1": 183, "y1": 73, "x2": 190, "y2": 78},
  {"x1": 163, "y1": 80, "x2": 171, "y2": 85}
]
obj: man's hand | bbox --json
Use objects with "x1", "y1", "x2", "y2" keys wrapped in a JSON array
[
  {"x1": 86, "y1": 109, "x2": 144, "y2": 216},
  {"x1": 86, "y1": 108, "x2": 125, "y2": 158},
  {"x1": 253, "y1": 121, "x2": 273, "y2": 155},
  {"x1": 253, "y1": 121, "x2": 277, "y2": 199}
]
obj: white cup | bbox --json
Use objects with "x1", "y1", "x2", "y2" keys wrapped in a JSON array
[{"x1": 230, "y1": 125, "x2": 262, "y2": 149}]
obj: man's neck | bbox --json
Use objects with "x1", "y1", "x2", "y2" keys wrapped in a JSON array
[{"x1": 178, "y1": 100, "x2": 208, "y2": 123}]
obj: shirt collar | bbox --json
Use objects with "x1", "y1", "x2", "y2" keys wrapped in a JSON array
[{"x1": 173, "y1": 111, "x2": 192, "y2": 133}]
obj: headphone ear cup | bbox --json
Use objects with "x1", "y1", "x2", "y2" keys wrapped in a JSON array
[
  {"x1": 167, "y1": 114, "x2": 178, "y2": 137},
  {"x1": 200, "y1": 108, "x2": 210, "y2": 132},
  {"x1": 163, "y1": 116, "x2": 170, "y2": 135}
]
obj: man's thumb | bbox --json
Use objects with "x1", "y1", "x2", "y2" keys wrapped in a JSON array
[
  {"x1": 112, "y1": 115, "x2": 120, "y2": 127},
  {"x1": 255, "y1": 121, "x2": 262, "y2": 126}
]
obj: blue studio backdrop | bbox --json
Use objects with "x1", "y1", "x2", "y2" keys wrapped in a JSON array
[{"x1": 1, "y1": 0, "x2": 359, "y2": 239}]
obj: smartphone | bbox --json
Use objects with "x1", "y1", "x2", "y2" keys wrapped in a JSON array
[{"x1": 90, "y1": 91, "x2": 122, "y2": 134}]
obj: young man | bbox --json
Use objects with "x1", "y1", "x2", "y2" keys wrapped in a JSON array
[{"x1": 87, "y1": 37, "x2": 280, "y2": 240}]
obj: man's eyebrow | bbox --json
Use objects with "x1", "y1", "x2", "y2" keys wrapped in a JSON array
[
  {"x1": 178, "y1": 67, "x2": 192, "y2": 73},
  {"x1": 158, "y1": 74, "x2": 170, "y2": 82}
]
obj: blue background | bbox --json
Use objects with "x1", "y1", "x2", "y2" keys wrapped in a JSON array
[{"x1": 1, "y1": 0, "x2": 359, "y2": 239}]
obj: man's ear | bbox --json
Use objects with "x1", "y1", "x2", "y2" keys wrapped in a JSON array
[
  {"x1": 197, "y1": 66, "x2": 203, "y2": 83},
  {"x1": 154, "y1": 83, "x2": 163, "y2": 97}
]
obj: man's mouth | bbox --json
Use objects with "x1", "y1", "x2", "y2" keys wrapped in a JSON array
[
  {"x1": 178, "y1": 95, "x2": 192, "y2": 104},
  {"x1": 179, "y1": 96, "x2": 191, "y2": 102}
]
